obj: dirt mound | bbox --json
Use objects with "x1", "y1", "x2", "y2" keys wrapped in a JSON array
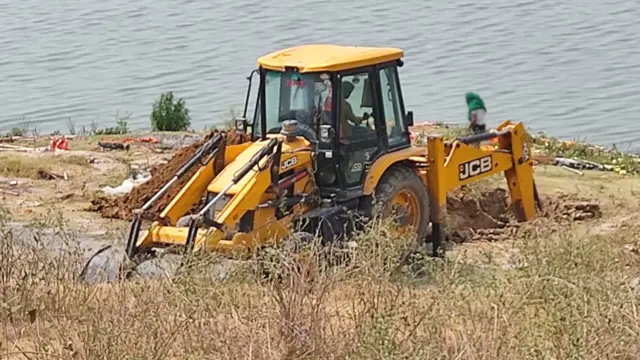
[
  {"x1": 87, "y1": 129, "x2": 249, "y2": 221},
  {"x1": 540, "y1": 193, "x2": 603, "y2": 221},
  {"x1": 446, "y1": 187, "x2": 602, "y2": 243}
]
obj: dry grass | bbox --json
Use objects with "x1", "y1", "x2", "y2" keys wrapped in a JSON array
[
  {"x1": 1, "y1": 125, "x2": 640, "y2": 359},
  {"x1": 0, "y1": 153, "x2": 90, "y2": 179},
  {"x1": 1, "y1": 199, "x2": 639, "y2": 359}
]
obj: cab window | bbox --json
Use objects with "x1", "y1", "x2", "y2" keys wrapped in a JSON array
[
  {"x1": 255, "y1": 70, "x2": 331, "y2": 138},
  {"x1": 338, "y1": 73, "x2": 378, "y2": 143},
  {"x1": 379, "y1": 67, "x2": 409, "y2": 148}
]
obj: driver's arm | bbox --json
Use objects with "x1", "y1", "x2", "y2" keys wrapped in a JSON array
[{"x1": 342, "y1": 99, "x2": 363, "y2": 124}]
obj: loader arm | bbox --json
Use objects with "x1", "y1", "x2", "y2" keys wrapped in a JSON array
[
  {"x1": 159, "y1": 140, "x2": 254, "y2": 225},
  {"x1": 136, "y1": 136, "x2": 317, "y2": 255}
]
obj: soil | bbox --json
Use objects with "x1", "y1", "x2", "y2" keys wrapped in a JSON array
[
  {"x1": 87, "y1": 129, "x2": 250, "y2": 221},
  {"x1": 446, "y1": 187, "x2": 602, "y2": 243}
]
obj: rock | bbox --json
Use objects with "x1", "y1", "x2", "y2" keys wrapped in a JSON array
[
  {"x1": 57, "y1": 193, "x2": 75, "y2": 201},
  {"x1": 622, "y1": 244, "x2": 639, "y2": 254}
]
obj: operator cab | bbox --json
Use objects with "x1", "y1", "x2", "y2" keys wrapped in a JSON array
[{"x1": 240, "y1": 45, "x2": 415, "y2": 201}]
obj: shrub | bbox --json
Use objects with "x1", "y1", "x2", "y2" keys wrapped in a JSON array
[{"x1": 150, "y1": 92, "x2": 191, "y2": 132}]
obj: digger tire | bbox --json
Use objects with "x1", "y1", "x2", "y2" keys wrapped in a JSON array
[{"x1": 374, "y1": 165, "x2": 431, "y2": 243}]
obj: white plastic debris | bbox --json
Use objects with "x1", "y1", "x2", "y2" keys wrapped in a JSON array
[{"x1": 101, "y1": 173, "x2": 152, "y2": 195}]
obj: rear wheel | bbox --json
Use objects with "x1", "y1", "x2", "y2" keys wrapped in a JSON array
[{"x1": 374, "y1": 165, "x2": 430, "y2": 242}]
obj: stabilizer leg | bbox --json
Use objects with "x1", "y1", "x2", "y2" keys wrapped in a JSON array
[{"x1": 426, "y1": 135, "x2": 447, "y2": 257}]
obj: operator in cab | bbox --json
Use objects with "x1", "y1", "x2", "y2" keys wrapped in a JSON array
[{"x1": 339, "y1": 81, "x2": 370, "y2": 139}]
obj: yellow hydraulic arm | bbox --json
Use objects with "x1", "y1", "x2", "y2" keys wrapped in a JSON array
[
  {"x1": 129, "y1": 138, "x2": 282, "y2": 256},
  {"x1": 133, "y1": 135, "x2": 317, "y2": 256},
  {"x1": 424, "y1": 120, "x2": 540, "y2": 256}
]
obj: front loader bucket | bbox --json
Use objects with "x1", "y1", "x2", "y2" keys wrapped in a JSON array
[
  {"x1": 79, "y1": 245, "x2": 130, "y2": 285},
  {"x1": 78, "y1": 132, "x2": 229, "y2": 286},
  {"x1": 78, "y1": 136, "x2": 282, "y2": 286},
  {"x1": 133, "y1": 254, "x2": 181, "y2": 280},
  {"x1": 79, "y1": 245, "x2": 182, "y2": 285}
]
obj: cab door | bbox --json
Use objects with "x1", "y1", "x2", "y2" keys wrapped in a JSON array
[{"x1": 335, "y1": 68, "x2": 386, "y2": 190}]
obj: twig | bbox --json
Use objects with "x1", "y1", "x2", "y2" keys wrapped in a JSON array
[
  {"x1": 3, "y1": 350, "x2": 67, "y2": 359},
  {"x1": 561, "y1": 165, "x2": 584, "y2": 176},
  {"x1": 0, "y1": 148, "x2": 33, "y2": 153},
  {"x1": 0, "y1": 188, "x2": 19, "y2": 196},
  {"x1": 0, "y1": 143, "x2": 31, "y2": 149},
  {"x1": 0, "y1": 144, "x2": 35, "y2": 152}
]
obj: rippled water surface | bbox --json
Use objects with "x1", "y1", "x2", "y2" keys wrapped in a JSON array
[{"x1": 1, "y1": 0, "x2": 639, "y2": 147}]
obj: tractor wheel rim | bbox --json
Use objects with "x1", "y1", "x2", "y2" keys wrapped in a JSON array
[{"x1": 390, "y1": 190, "x2": 420, "y2": 233}]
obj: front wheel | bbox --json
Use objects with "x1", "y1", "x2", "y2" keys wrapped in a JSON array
[{"x1": 374, "y1": 166, "x2": 431, "y2": 243}]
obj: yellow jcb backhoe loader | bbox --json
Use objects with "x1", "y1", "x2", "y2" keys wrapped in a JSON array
[{"x1": 80, "y1": 44, "x2": 542, "y2": 284}]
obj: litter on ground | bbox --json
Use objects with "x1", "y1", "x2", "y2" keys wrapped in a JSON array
[{"x1": 101, "y1": 172, "x2": 152, "y2": 196}]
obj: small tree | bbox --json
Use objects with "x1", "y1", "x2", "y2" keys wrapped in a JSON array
[{"x1": 150, "y1": 92, "x2": 191, "y2": 131}]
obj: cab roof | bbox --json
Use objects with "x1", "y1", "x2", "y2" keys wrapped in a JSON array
[{"x1": 256, "y1": 44, "x2": 404, "y2": 73}]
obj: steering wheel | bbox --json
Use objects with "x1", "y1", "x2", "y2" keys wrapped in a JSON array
[
  {"x1": 266, "y1": 109, "x2": 318, "y2": 142},
  {"x1": 279, "y1": 109, "x2": 312, "y2": 124},
  {"x1": 360, "y1": 112, "x2": 375, "y2": 128},
  {"x1": 289, "y1": 121, "x2": 318, "y2": 142}
]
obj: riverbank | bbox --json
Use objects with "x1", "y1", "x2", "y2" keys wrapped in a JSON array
[{"x1": 1, "y1": 124, "x2": 639, "y2": 359}]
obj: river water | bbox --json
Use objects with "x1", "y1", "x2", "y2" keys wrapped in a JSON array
[{"x1": 1, "y1": 0, "x2": 639, "y2": 148}]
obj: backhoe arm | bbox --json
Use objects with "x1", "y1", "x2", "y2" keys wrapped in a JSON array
[{"x1": 426, "y1": 120, "x2": 538, "y2": 255}]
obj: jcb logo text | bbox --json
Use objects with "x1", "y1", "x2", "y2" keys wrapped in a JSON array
[
  {"x1": 459, "y1": 156, "x2": 493, "y2": 181},
  {"x1": 281, "y1": 156, "x2": 298, "y2": 170}
]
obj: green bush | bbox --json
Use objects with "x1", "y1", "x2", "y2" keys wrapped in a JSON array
[{"x1": 150, "y1": 92, "x2": 191, "y2": 132}]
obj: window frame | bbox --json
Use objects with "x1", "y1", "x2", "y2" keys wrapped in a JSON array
[
  {"x1": 256, "y1": 68, "x2": 327, "y2": 139},
  {"x1": 334, "y1": 65, "x2": 386, "y2": 189},
  {"x1": 375, "y1": 63, "x2": 411, "y2": 150}
]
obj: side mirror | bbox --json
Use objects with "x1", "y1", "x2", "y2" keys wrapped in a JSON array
[
  {"x1": 319, "y1": 124, "x2": 334, "y2": 143},
  {"x1": 234, "y1": 117, "x2": 248, "y2": 133},
  {"x1": 406, "y1": 111, "x2": 414, "y2": 127}
]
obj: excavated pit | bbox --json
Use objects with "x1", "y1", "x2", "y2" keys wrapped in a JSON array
[
  {"x1": 87, "y1": 129, "x2": 249, "y2": 221},
  {"x1": 446, "y1": 187, "x2": 602, "y2": 243}
]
